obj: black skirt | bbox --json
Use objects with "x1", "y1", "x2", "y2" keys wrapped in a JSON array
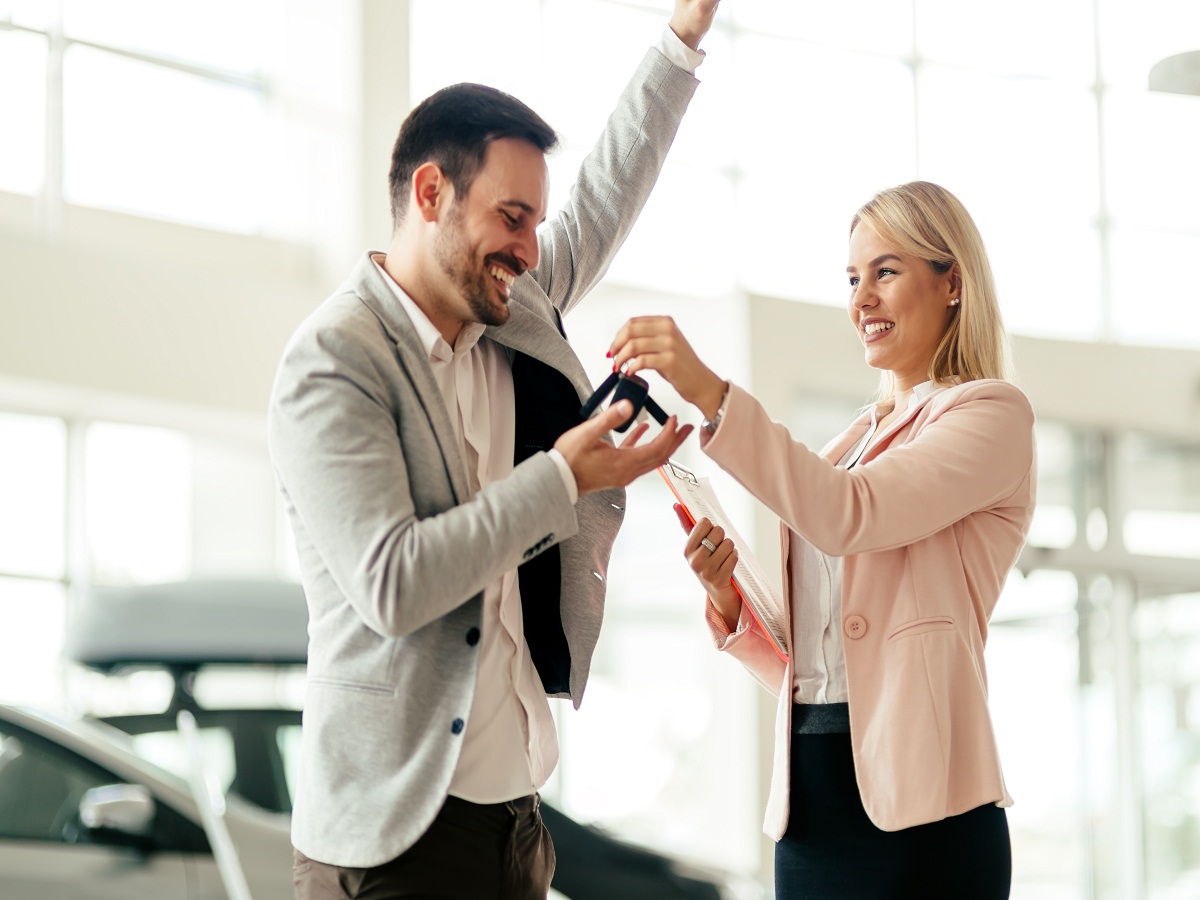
[{"x1": 776, "y1": 706, "x2": 1011, "y2": 900}]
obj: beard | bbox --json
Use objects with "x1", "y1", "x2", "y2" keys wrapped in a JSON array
[{"x1": 432, "y1": 204, "x2": 510, "y2": 328}]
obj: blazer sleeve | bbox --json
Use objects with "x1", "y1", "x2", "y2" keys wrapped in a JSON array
[
  {"x1": 703, "y1": 600, "x2": 789, "y2": 697},
  {"x1": 529, "y1": 46, "x2": 699, "y2": 316},
  {"x1": 267, "y1": 310, "x2": 580, "y2": 639},
  {"x1": 702, "y1": 380, "x2": 1036, "y2": 557}
]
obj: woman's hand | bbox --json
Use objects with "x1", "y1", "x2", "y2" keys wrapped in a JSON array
[
  {"x1": 673, "y1": 504, "x2": 741, "y2": 631},
  {"x1": 609, "y1": 316, "x2": 727, "y2": 420}
]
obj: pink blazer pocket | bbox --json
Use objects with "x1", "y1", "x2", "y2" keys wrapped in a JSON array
[{"x1": 886, "y1": 615, "x2": 955, "y2": 642}]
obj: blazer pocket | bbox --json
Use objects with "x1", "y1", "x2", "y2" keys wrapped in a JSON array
[
  {"x1": 886, "y1": 615, "x2": 955, "y2": 642},
  {"x1": 307, "y1": 676, "x2": 394, "y2": 696}
]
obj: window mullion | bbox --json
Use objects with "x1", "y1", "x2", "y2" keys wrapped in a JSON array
[{"x1": 37, "y1": 0, "x2": 65, "y2": 238}]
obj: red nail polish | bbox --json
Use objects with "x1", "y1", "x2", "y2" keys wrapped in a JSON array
[{"x1": 605, "y1": 350, "x2": 612, "y2": 358}]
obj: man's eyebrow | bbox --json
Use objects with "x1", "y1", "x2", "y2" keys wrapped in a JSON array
[
  {"x1": 501, "y1": 199, "x2": 538, "y2": 215},
  {"x1": 846, "y1": 253, "x2": 903, "y2": 273}
]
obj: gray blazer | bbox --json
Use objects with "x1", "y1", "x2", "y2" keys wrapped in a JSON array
[{"x1": 268, "y1": 47, "x2": 698, "y2": 868}]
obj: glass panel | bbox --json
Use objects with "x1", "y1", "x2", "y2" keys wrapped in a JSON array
[
  {"x1": 192, "y1": 665, "x2": 305, "y2": 710},
  {"x1": 548, "y1": 476, "x2": 761, "y2": 877},
  {"x1": 597, "y1": 159, "x2": 736, "y2": 297},
  {"x1": 735, "y1": 37, "x2": 916, "y2": 305},
  {"x1": 1028, "y1": 422, "x2": 1079, "y2": 550},
  {"x1": 918, "y1": 66, "x2": 1102, "y2": 340},
  {"x1": 730, "y1": 0, "x2": 913, "y2": 57},
  {"x1": 1109, "y1": 228, "x2": 1200, "y2": 349},
  {"x1": 0, "y1": 412, "x2": 66, "y2": 578},
  {"x1": 1125, "y1": 512, "x2": 1200, "y2": 560},
  {"x1": 409, "y1": 0, "x2": 543, "y2": 115},
  {"x1": 0, "y1": 29, "x2": 46, "y2": 196},
  {"x1": 190, "y1": 436, "x2": 278, "y2": 578},
  {"x1": 990, "y1": 571, "x2": 1088, "y2": 897},
  {"x1": 0, "y1": 722, "x2": 110, "y2": 841},
  {"x1": 85, "y1": 422, "x2": 191, "y2": 584},
  {"x1": 62, "y1": 0, "x2": 281, "y2": 75},
  {"x1": 0, "y1": 0, "x2": 55, "y2": 29},
  {"x1": 1078, "y1": 574, "x2": 1124, "y2": 899},
  {"x1": 1104, "y1": 88, "x2": 1200, "y2": 234},
  {"x1": 127, "y1": 726, "x2": 236, "y2": 793},
  {"x1": 552, "y1": 631, "x2": 761, "y2": 876},
  {"x1": 1119, "y1": 433, "x2": 1200, "y2": 558},
  {"x1": 917, "y1": 0, "x2": 1095, "y2": 81},
  {"x1": 1098, "y1": 0, "x2": 1200, "y2": 90},
  {"x1": 541, "y1": 0, "x2": 684, "y2": 157},
  {"x1": 276, "y1": 723, "x2": 301, "y2": 806},
  {"x1": 63, "y1": 44, "x2": 269, "y2": 232},
  {"x1": 66, "y1": 667, "x2": 175, "y2": 717},
  {"x1": 1135, "y1": 591, "x2": 1200, "y2": 897},
  {"x1": 0, "y1": 577, "x2": 67, "y2": 706}
]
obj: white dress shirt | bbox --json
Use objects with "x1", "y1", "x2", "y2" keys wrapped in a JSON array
[
  {"x1": 789, "y1": 381, "x2": 938, "y2": 704},
  {"x1": 368, "y1": 25, "x2": 702, "y2": 804},
  {"x1": 372, "y1": 256, "x2": 565, "y2": 802}
]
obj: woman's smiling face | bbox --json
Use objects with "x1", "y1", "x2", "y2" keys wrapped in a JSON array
[{"x1": 846, "y1": 223, "x2": 960, "y2": 394}]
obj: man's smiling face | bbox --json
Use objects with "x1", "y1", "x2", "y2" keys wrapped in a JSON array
[{"x1": 432, "y1": 137, "x2": 549, "y2": 329}]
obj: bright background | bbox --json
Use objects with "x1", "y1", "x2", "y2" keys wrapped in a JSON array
[{"x1": 2, "y1": 1, "x2": 1199, "y2": 897}]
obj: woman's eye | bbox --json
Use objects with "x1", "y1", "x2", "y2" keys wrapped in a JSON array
[
  {"x1": 848, "y1": 276, "x2": 860, "y2": 287},
  {"x1": 878, "y1": 267, "x2": 897, "y2": 278}
]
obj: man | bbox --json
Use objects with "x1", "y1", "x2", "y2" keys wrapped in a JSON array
[{"x1": 268, "y1": 1, "x2": 718, "y2": 896}]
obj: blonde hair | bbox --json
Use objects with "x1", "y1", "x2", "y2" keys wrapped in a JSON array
[{"x1": 850, "y1": 181, "x2": 1012, "y2": 405}]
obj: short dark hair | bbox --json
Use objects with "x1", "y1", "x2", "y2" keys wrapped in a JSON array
[{"x1": 388, "y1": 83, "x2": 559, "y2": 225}]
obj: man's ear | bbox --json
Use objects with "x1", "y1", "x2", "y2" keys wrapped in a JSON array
[{"x1": 412, "y1": 162, "x2": 451, "y2": 223}]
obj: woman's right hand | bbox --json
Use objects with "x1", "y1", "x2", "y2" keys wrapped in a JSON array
[
  {"x1": 609, "y1": 316, "x2": 727, "y2": 420},
  {"x1": 673, "y1": 504, "x2": 741, "y2": 631}
]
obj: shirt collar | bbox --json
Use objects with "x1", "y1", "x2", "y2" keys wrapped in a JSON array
[
  {"x1": 908, "y1": 380, "x2": 936, "y2": 408},
  {"x1": 371, "y1": 254, "x2": 486, "y2": 362}
]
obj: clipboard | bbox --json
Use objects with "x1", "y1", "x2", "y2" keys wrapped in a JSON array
[{"x1": 658, "y1": 459, "x2": 790, "y2": 663}]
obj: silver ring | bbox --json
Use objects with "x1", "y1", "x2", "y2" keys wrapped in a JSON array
[{"x1": 700, "y1": 538, "x2": 717, "y2": 553}]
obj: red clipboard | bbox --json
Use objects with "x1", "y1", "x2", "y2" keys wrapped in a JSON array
[{"x1": 658, "y1": 460, "x2": 789, "y2": 663}]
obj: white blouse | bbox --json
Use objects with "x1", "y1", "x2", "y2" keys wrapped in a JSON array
[{"x1": 789, "y1": 382, "x2": 937, "y2": 704}]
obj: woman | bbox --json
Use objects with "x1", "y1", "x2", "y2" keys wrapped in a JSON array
[{"x1": 608, "y1": 181, "x2": 1035, "y2": 899}]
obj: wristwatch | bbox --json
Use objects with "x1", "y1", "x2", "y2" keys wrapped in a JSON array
[{"x1": 701, "y1": 385, "x2": 729, "y2": 438}]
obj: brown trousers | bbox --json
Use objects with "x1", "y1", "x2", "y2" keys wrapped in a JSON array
[{"x1": 293, "y1": 794, "x2": 555, "y2": 900}]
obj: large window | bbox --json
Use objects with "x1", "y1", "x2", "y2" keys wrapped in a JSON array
[
  {"x1": 0, "y1": 0, "x2": 353, "y2": 240},
  {"x1": 0, "y1": 406, "x2": 284, "y2": 710},
  {"x1": 410, "y1": 0, "x2": 1200, "y2": 349},
  {"x1": 1008, "y1": 423, "x2": 1200, "y2": 898}
]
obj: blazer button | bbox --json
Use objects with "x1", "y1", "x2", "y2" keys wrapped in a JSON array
[
  {"x1": 451, "y1": 718, "x2": 465, "y2": 735},
  {"x1": 466, "y1": 627, "x2": 480, "y2": 646},
  {"x1": 843, "y1": 615, "x2": 867, "y2": 639}
]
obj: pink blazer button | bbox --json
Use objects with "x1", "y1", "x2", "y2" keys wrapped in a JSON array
[{"x1": 843, "y1": 615, "x2": 867, "y2": 639}]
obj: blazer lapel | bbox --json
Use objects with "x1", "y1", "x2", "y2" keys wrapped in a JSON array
[
  {"x1": 852, "y1": 387, "x2": 946, "y2": 468},
  {"x1": 349, "y1": 253, "x2": 471, "y2": 504},
  {"x1": 487, "y1": 301, "x2": 593, "y2": 401},
  {"x1": 820, "y1": 416, "x2": 872, "y2": 464}
]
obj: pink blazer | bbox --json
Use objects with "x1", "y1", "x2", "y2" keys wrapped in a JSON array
[{"x1": 701, "y1": 378, "x2": 1036, "y2": 838}]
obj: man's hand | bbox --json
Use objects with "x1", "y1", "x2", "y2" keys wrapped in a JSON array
[
  {"x1": 669, "y1": 0, "x2": 720, "y2": 52},
  {"x1": 556, "y1": 400, "x2": 693, "y2": 496}
]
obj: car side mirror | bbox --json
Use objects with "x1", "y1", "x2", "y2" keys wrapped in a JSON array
[{"x1": 80, "y1": 783, "x2": 155, "y2": 840}]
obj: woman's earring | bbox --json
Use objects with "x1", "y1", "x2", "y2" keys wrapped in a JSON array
[{"x1": 950, "y1": 297, "x2": 961, "y2": 306}]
